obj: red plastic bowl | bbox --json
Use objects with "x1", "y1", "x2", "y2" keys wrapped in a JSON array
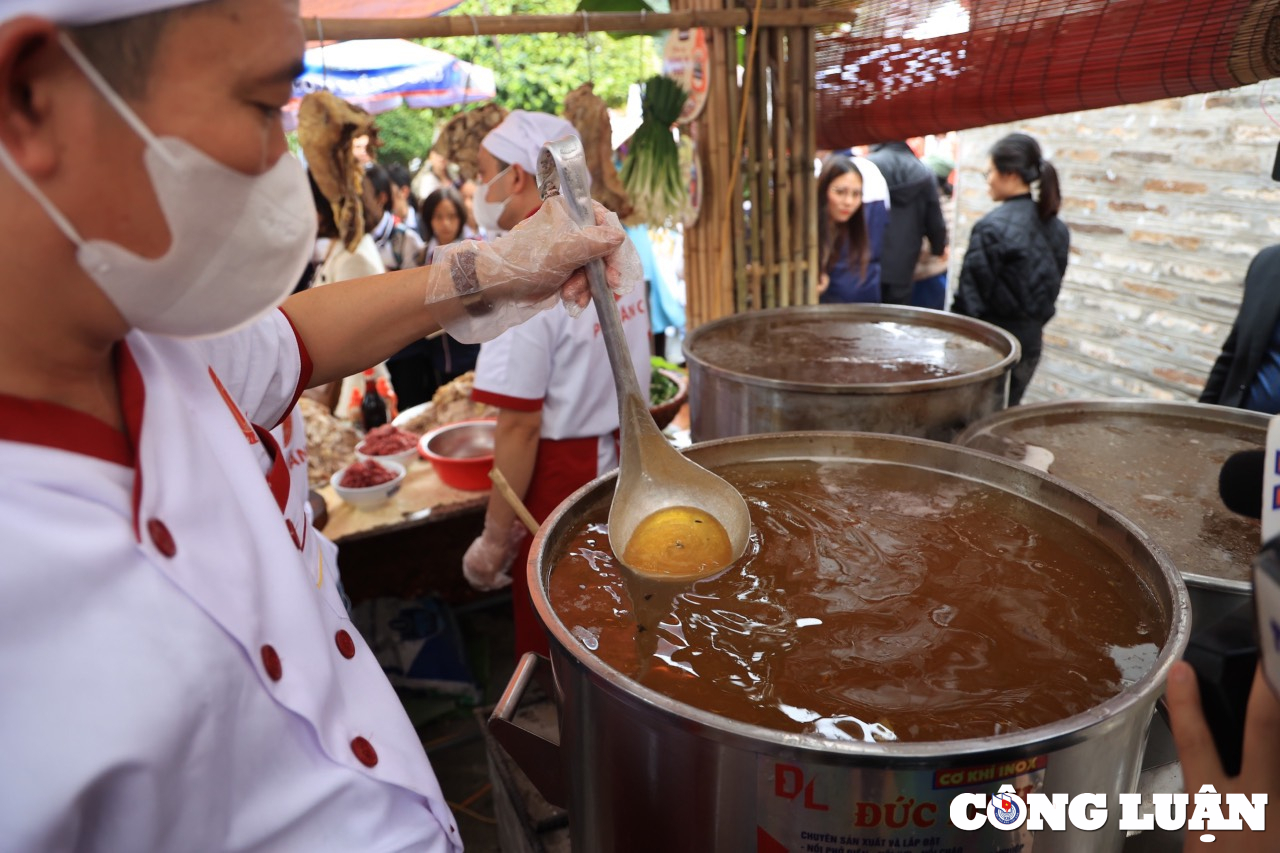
[{"x1": 419, "y1": 418, "x2": 496, "y2": 492}]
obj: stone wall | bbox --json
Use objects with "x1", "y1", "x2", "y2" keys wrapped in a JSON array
[{"x1": 949, "y1": 83, "x2": 1280, "y2": 404}]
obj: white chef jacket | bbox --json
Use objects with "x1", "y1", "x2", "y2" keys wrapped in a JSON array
[
  {"x1": 0, "y1": 310, "x2": 461, "y2": 852},
  {"x1": 471, "y1": 285, "x2": 651, "y2": 475},
  {"x1": 314, "y1": 233, "x2": 385, "y2": 287},
  {"x1": 270, "y1": 400, "x2": 342, "y2": 603}
]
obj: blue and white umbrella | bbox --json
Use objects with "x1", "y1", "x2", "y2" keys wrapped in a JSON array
[{"x1": 288, "y1": 38, "x2": 496, "y2": 122}]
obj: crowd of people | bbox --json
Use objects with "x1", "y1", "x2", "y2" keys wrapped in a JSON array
[
  {"x1": 0, "y1": 0, "x2": 1272, "y2": 851},
  {"x1": 818, "y1": 133, "x2": 1070, "y2": 406}
]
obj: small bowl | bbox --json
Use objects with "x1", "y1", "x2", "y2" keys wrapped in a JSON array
[
  {"x1": 649, "y1": 367, "x2": 689, "y2": 431},
  {"x1": 330, "y1": 459, "x2": 407, "y2": 509},
  {"x1": 355, "y1": 440, "x2": 419, "y2": 468},
  {"x1": 419, "y1": 418, "x2": 496, "y2": 491}
]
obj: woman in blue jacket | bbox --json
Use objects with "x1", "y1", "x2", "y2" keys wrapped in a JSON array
[
  {"x1": 953, "y1": 133, "x2": 1070, "y2": 405},
  {"x1": 817, "y1": 155, "x2": 887, "y2": 303}
]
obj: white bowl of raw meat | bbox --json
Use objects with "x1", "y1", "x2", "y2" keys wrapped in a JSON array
[
  {"x1": 355, "y1": 424, "x2": 420, "y2": 467},
  {"x1": 330, "y1": 459, "x2": 406, "y2": 509}
]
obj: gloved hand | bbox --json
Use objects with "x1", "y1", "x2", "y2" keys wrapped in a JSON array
[
  {"x1": 462, "y1": 519, "x2": 528, "y2": 592},
  {"x1": 426, "y1": 195, "x2": 642, "y2": 344}
]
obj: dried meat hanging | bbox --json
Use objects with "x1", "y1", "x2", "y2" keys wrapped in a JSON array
[
  {"x1": 431, "y1": 15, "x2": 507, "y2": 181},
  {"x1": 562, "y1": 13, "x2": 634, "y2": 218},
  {"x1": 814, "y1": 0, "x2": 1280, "y2": 148}
]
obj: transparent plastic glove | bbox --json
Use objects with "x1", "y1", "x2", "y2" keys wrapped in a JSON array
[
  {"x1": 462, "y1": 519, "x2": 527, "y2": 592},
  {"x1": 425, "y1": 196, "x2": 642, "y2": 344}
]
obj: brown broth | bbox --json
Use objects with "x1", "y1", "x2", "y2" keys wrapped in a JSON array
[
  {"x1": 687, "y1": 318, "x2": 1002, "y2": 386},
  {"x1": 764, "y1": 359, "x2": 963, "y2": 385},
  {"x1": 548, "y1": 459, "x2": 1164, "y2": 743},
  {"x1": 964, "y1": 413, "x2": 1261, "y2": 584}
]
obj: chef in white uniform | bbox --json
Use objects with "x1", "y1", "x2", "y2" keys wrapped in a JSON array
[
  {"x1": 460, "y1": 112, "x2": 652, "y2": 658},
  {"x1": 0, "y1": 1, "x2": 637, "y2": 850}
]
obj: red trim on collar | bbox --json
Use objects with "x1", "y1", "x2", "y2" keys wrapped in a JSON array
[
  {"x1": 252, "y1": 423, "x2": 291, "y2": 515},
  {"x1": 276, "y1": 307, "x2": 315, "y2": 429},
  {"x1": 0, "y1": 342, "x2": 142, "y2": 472},
  {"x1": 470, "y1": 387, "x2": 543, "y2": 412},
  {"x1": 0, "y1": 396, "x2": 132, "y2": 466},
  {"x1": 118, "y1": 344, "x2": 147, "y2": 542},
  {"x1": 208, "y1": 367, "x2": 258, "y2": 446}
]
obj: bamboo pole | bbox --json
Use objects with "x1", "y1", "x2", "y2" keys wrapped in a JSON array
[
  {"x1": 802, "y1": 15, "x2": 818, "y2": 304},
  {"x1": 681, "y1": 0, "x2": 713, "y2": 329},
  {"x1": 772, "y1": 17, "x2": 791, "y2": 307},
  {"x1": 709, "y1": 21, "x2": 734, "y2": 320},
  {"x1": 726, "y1": 23, "x2": 748, "y2": 316},
  {"x1": 745, "y1": 46, "x2": 764, "y2": 312},
  {"x1": 705, "y1": 0, "x2": 722, "y2": 325},
  {"x1": 687, "y1": 121, "x2": 707, "y2": 331},
  {"x1": 788, "y1": 13, "x2": 807, "y2": 305},
  {"x1": 302, "y1": 8, "x2": 855, "y2": 40},
  {"x1": 755, "y1": 28, "x2": 776, "y2": 309}
]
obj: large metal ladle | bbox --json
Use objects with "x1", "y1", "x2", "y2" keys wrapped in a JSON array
[{"x1": 536, "y1": 136, "x2": 750, "y2": 581}]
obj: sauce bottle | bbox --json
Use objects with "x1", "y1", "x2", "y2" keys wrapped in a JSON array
[
  {"x1": 360, "y1": 370, "x2": 388, "y2": 431},
  {"x1": 376, "y1": 375, "x2": 399, "y2": 420}
]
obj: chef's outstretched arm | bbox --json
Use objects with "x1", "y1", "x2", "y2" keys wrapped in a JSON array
[{"x1": 285, "y1": 197, "x2": 639, "y2": 387}]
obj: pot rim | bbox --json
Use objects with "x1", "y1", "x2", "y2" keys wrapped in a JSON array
[
  {"x1": 529, "y1": 431, "x2": 1192, "y2": 763},
  {"x1": 956, "y1": 397, "x2": 1267, "y2": 595},
  {"x1": 682, "y1": 305, "x2": 1022, "y2": 396}
]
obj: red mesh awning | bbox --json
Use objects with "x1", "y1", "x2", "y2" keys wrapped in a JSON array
[
  {"x1": 816, "y1": 0, "x2": 1280, "y2": 148},
  {"x1": 299, "y1": 0, "x2": 461, "y2": 18}
]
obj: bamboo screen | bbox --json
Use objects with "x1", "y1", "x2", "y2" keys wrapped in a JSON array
[{"x1": 814, "y1": 0, "x2": 1280, "y2": 147}]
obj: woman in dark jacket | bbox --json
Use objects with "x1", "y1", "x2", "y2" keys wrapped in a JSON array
[
  {"x1": 1200, "y1": 245, "x2": 1280, "y2": 411},
  {"x1": 817, "y1": 155, "x2": 882, "y2": 303},
  {"x1": 954, "y1": 133, "x2": 1070, "y2": 405}
]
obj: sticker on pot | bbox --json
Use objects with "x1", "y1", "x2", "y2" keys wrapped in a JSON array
[{"x1": 755, "y1": 754, "x2": 1048, "y2": 852}]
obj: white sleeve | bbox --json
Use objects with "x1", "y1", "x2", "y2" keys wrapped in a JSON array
[
  {"x1": 192, "y1": 309, "x2": 310, "y2": 429},
  {"x1": 470, "y1": 313, "x2": 556, "y2": 411}
]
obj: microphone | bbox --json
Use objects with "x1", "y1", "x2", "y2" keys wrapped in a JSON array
[{"x1": 1218, "y1": 448, "x2": 1265, "y2": 519}]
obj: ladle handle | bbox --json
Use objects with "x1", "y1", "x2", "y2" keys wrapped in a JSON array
[{"x1": 584, "y1": 258, "x2": 649, "y2": 413}]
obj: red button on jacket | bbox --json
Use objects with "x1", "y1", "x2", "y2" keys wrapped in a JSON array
[
  {"x1": 147, "y1": 519, "x2": 176, "y2": 558},
  {"x1": 335, "y1": 630, "x2": 356, "y2": 659},
  {"x1": 260, "y1": 645, "x2": 283, "y2": 681},
  {"x1": 351, "y1": 736, "x2": 378, "y2": 767}
]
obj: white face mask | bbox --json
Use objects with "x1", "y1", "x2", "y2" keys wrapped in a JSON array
[
  {"x1": 0, "y1": 33, "x2": 314, "y2": 339},
  {"x1": 471, "y1": 167, "x2": 512, "y2": 236}
]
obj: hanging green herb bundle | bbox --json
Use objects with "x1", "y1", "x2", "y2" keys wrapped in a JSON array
[{"x1": 620, "y1": 75, "x2": 688, "y2": 227}]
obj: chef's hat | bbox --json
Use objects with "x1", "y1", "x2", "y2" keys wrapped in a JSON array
[
  {"x1": 0, "y1": 0, "x2": 208, "y2": 26},
  {"x1": 481, "y1": 110, "x2": 581, "y2": 176}
]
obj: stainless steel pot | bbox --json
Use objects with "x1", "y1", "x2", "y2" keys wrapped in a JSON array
[
  {"x1": 683, "y1": 305, "x2": 1019, "y2": 443},
  {"x1": 506, "y1": 432, "x2": 1190, "y2": 853},
  {"x1": 955, "y1": 399, "x2": 1265, "y2": 629}
]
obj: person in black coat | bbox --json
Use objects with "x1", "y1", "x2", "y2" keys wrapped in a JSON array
[
  {"x1": 953, "y1": 133, "x2": 1070, "y2": 406},
  {"x1": 1200, "y1": 245, "x2": 1280, "y2": 412},
  {"x1": 866, "y1": 141, "x2": 949, "y2": 306}
]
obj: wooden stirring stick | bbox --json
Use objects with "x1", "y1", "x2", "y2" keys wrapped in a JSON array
[{"x1": 489, "y1": 467, "x2": 540, "y2": 535}]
